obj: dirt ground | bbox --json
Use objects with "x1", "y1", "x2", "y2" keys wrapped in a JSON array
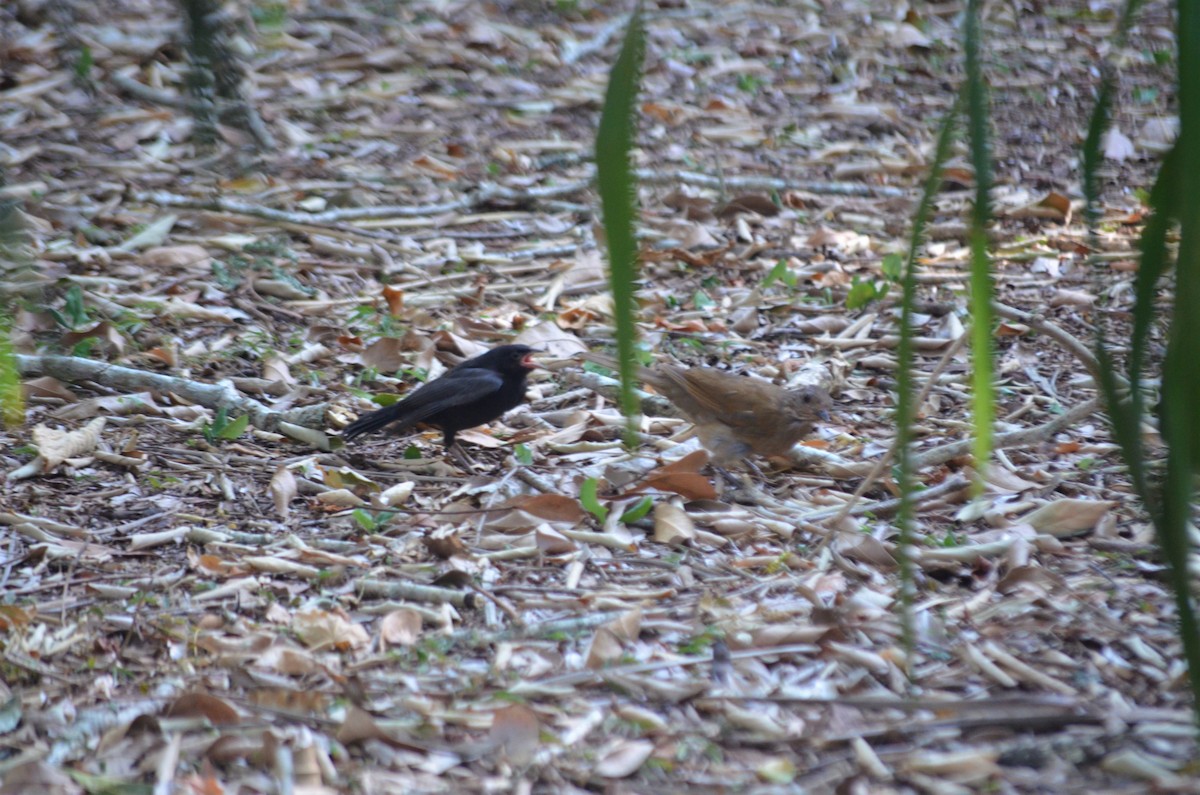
[{"x1": 0, "y1": 0, "x2": 1195, "y2": 792}]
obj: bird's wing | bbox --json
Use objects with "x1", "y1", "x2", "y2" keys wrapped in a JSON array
[
  {"x1": 387, "y1": 367, "x2": 505, "y2": 425},
  {"x1": 663, "y1": 368, "x2": 772, "y2": 426}
]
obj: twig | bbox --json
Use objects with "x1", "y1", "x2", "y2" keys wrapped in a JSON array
[
  {"x1": 910, "y1": 397, "x2": 1101, "y2": 470},
  {"x1": 15, "y1": 354, "x2": 326, "y2": 432},
  {"x1": 830, "y1": 333, "x2": 969, "y2": 524},
  {"x1": 991, "y1": 300, "x2": 1123, "y2": 386},
  {"x1": 794, "y1": 475, "x2": 971, "y2": 527}
]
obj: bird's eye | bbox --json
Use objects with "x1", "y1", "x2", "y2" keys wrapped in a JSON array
[{"x1": 802, "y1": 394, "x2": 811, "y2": 403}]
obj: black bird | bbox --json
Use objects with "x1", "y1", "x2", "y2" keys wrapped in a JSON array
[{"x1": 342, "y1": 344, "x2": 538, "y2": 453}]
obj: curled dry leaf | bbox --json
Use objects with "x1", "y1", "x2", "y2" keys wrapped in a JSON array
[
  {"x1": 594, "y1": 739, "x2": 655, "y2": 779},
  {"x1": 52, "y1": 392, "x2": 159, "y2": 421},
  {"x1": 584, "y1": 626, "x2": 625, "y2": 669},
  {"x1": 22, "y1": 376, "x2": 77, "y2": 402},
  {"x1": 515, "y1": 321, "x2": 589, "y2": 358},
  {"x1": 653, "y1": 501, "x2": 696, "y2": 546},
  {"x1": 292, "y1": 608, "x2": 370, "y2": 652},
  {"x1": 270, "y1": 465, "x2": 297, "y2": 519},
  {"x1": 139, "y1": 244, "x2": 212, "y2": 270},
  {"x1": 489, "y1": 704, "x2": 540, "y2": 765},
  {"x1": 335, "y1": 705, "x2": 426, "y2": 752},
  {"x1": 316, "y1": 489, "x2": 366, "y2": 508},
  {"x1": 536, "y1": 524, "x2": 579, "y2": 555},
  {"x1": 379, "y1": 608, "x2": 423, "y2": 648},
  {"x1": 502, "y1": 494, "x2": 586, "y2": 524},
  {"x1": 360, "y1": 337, "x2": 411, "y2": 372},
  {"x1": 379, "y1": 480, "x2": 415, "y2": 506},
  {"x1": 255, "y1": 645, "x2": 321, "y2": 676},
  {"x1": 32, "y1": 417, "x2": 106, "y2": 470},
  {"x1": 164, "y1": 692, "x2": 241, "y2": 725},
  {"x1": 262, "y1": 355, "x2": 295, "y2": 384}
]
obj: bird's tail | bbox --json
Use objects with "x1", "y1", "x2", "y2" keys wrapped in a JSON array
[{"x1": 342, "y1": 402, "x2": 409, "y2": 441}]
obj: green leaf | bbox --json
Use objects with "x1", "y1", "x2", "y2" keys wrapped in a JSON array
[
  {"x1": 845, "y1": 278, "x2": 879, "y2": 310},
  {"x1": 70, "y1": 337, "x2": 99, "y2": 359},
  {"x1": 514, "y1": 443, "x2": 534, "y2": 466},
  {"x1": 880, "y1": 253, "x2": 904, "y2": 282},
  {"x1": 74, "y1": 45, "x2": 94, "y2": 79},
  {"x1": 64, "y1": 284, "x2": 89, "y2": 328},
  {"x1": 216, "y1": 413, "x2": 249, "y2": 440},
  {"x1": 0, "y1": 311, "x2": 24, "y2": 428},
  {"x1": 619, "y1": 496, "x2": 654, "y2": 523},
  {"x1": 352, "y1": 509, "x2": 378, "y2": 532},
  {"x1": 403, "y1": 445, "x2": 422, "y2": 460},
  {"x1": 762, "y1": 259, "x2": 789, "y2": 288},
  {"x1": 595, "y1": 5, "x2": 647, "y2": 447},
  {"x1": 580, "y1": 477, "x2": 608, "y2": 522}
]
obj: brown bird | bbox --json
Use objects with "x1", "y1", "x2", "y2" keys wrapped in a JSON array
[{"x1": 579, "y1": 351, "x2": 832, "y2": 467}]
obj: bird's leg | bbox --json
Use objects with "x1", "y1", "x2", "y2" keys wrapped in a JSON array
[
  {"x1": 714, "y1": 465, "x2": 743, "y2": 487},
  {"x1": 445, "y1": 441, "x2": 480, "y2": 472}
]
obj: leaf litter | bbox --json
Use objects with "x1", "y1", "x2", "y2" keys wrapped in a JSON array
[{"x1": 0, "y1": 0, "x2": 1194, "y2": 791}]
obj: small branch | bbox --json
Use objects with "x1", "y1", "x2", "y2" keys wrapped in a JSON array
[
  {"x1": 991, "y1": 300, "x2": 1124, "y2": 386},
  {"x1": 15, "y1": 354, "x2": 325, "y2": 432},
  {"x1": 796, "y1": 475, "x2": 972, "y2": 526},
  {"x1": 911, "y1": 397, "x2": 1102, "y2": 470},
  {"x1": 831, "y1": 333, "x2": 969, "y2": 524}
]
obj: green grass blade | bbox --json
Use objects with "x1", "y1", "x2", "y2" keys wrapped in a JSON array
[
  {"x1": 594, "y1": 7, "x2": 646, "y2": 445},
  {"x1": 0, "y1": 196, "x2": 27, "y2": 427},
  {"x1": 964, "y1": 0, "x2": 994, "y2": 490},
  {"x1": 1164, "y1": 0, "x2": 1200, "y2": 725},
  {"x1": 895, "y1": 96, "x2": 963, "y2": 665}
]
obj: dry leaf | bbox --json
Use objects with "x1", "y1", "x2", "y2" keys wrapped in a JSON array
[
  {"x1": 270, "y1": 465, "x2": 297, "y2": 519},
  {"x1": 653, "y1": 501, "x2": 696, "y2": 546},
  {"x1": 379, "y1": 609, "x2": 423, "y2": 648},
  {"x1": 32, "y1": 417, "x2": 106, "y2": 470},
  {"x1": 489, "y1": 704, "x2": 540, "y2": 765},
  {"x1": 594, "y1": 739, "x2": 655, "y2": 778},
  {"x1": 1102, "y1": 127, "x2": 1136, "y2": 161},
  {"x1": 139, "y1": 244, "x2": 212, "y2": 269},
  {"x1": 165, "y1": 693, "x2": 241, "y2": 725},
  {"x1": 584, "y1": 626, "x2": 625, "y2": 669},
  {"x1": 502, "y1": 494, "x2": 586, "y2": 523},
  {"x1": 292, "y1": 608, "x2": 370, "y2": 651},
  {"x1": 22, "y1": 376, "x2": 77, "y2": 402}
]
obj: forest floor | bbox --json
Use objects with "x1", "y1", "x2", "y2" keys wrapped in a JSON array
[{"x1": 1, "y1": 0, "x2": 1195, "y2": 792}]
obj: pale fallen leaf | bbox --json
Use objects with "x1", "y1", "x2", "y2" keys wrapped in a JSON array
[
  {"x1": 653, "y1": 501, "x2": 696, "y2": 546},
  {"x1": 316, "y1": 489, "x2": 366, "y2": 508},
  {"x1": 379, "y1": 481, "x2": 415, "y2": 506},
  {"x1": 262, "y1": 355, "x2": 295, "y2": 384},
  {"x1": 21, "y1": 376, "x2": 77, "y2": 402},
  {"x1": 584, "y1": 626, "x2": 625, "y2": 669},
  {"x1": 1102, "y1": 126, "x2": 1136, "y2": 161},
  {"x1": 379, "y1": 609, "x2": 423, "y2": 648},
  {"x1": 32, "y1": 417, "x2": 106, "y2": 470},
  {"x1": 164, "y1": 692, "x2": 241, "y2": 725},
  {"x1": 139, "y1": 244, "x2": 211, "y2": 269},
  {"x1": 292, "y1": 608, "x2": 370, "y2": 651},
  {"x1": 270, "y1": 465, "x2": 297, "y2": 519},
  {"x1": 115, "y1": 213, "x2": 177, "y2": 252},
  {"x1": 489, "y1": 704, "x2": 540, "y2": 765},
  {"x1": 536, "y1": 524, "x2": 579, "y2": 555},
  {"x1": 594, "y1": 739, "x2": 655, "y2": 778}
]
